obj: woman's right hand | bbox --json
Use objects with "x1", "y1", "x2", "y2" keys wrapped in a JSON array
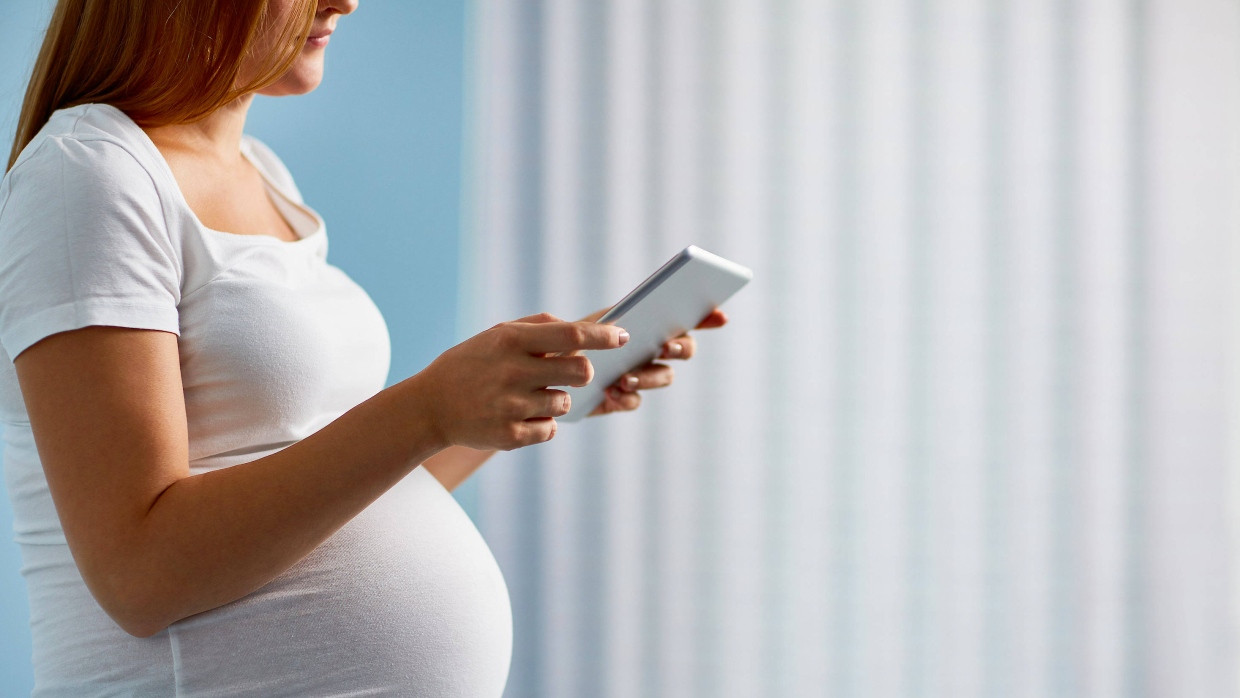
[{"x1": 412, "y1": 313, "x2": 628, "y2": 452}]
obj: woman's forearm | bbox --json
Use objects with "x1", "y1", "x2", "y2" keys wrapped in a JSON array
[
  {"x1": 116, "y1": 374, "x2": 447, "y2": 637},
  {"x1": 18, "y1": 319, "x2": 622, "y2": 638},
  {"x1": 421, "y1": 445, "x2": 497, "y2": 492}
]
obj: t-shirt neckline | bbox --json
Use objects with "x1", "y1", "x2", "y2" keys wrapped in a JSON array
[{"x1": 91, "y1": 103, "x2": 326, "y2": 247}]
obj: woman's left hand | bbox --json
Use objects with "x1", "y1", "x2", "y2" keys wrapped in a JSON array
[{"x1": 587, "y1": 308, "x2": 729, "y2": 416}]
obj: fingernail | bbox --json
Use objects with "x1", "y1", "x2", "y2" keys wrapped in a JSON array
[
  {"x1": 622, "y1": 375, "x2": 639, "y2": 391},
  {"x1": 618, "y1": 329, "x2": 630, "y2": 345},
  {"x1": 667, "y1": 342, "x2": 682, "y2": 357}
]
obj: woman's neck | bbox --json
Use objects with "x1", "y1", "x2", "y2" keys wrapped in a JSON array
[{"x1": 143, "y1": 94, "x2": 254, "y2": 164}]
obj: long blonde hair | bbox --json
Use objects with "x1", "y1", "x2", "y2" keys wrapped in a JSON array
[{"x1": 7, "y1": 0, "x2": 316, "y2": 171}]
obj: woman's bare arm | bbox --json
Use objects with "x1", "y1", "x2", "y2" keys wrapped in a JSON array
[{"x1": 15, "y1": 318, "x2": 626, "y2": 637}]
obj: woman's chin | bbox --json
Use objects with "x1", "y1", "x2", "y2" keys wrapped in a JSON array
[{"x1": 258, "y1": 62, "x2": 325, "y2": 97}]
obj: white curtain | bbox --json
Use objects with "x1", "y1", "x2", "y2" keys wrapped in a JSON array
[{"x1": 460, "y1": 1, "x2": 1240, "y2": 696}]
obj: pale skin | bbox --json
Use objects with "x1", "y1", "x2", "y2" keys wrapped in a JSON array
[{"x1": 13, "y1": 0, "x2": 727, "y2": 639}]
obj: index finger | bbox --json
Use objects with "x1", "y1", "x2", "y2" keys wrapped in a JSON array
[{"x1": 517, "y1": 321, "x2": 629, "y2": 354}]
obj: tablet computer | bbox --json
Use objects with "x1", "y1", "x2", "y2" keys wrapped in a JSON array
[{"x1": 560, "y1": 245, "x2": 753, "y2": 422}]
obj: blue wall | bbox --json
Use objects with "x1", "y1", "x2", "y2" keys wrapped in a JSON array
[{"x1": 0, "y1": 2, "x2": 466, "y2": 693}]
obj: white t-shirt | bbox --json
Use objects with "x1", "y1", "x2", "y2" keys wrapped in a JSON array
[{"x1": 0, "y1": 104, "x2": 512, "y2": 696}]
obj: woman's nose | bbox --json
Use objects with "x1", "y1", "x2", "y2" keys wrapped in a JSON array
[{"x1": 319, "y1": 0, "x2": 359, "y2": 17}]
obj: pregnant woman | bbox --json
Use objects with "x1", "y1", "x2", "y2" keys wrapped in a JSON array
[{"x1": 0, "y1": 0, "x2": 725, "y2": 695}]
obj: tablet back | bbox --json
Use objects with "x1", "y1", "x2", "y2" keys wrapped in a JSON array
[{"x1": 561, "y1": 246, "x2": 752, "y2": 422}]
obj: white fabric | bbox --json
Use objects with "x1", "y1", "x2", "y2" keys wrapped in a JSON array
[{"x1": 0, "y1": 104, "x2": 511, "y2": 696}]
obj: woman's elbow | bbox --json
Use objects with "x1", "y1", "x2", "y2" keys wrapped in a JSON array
[
  {"x1": 84, "y1": 572, "x2": 175, "y2": 638},
  {"x1": 114, "y1": 612, "x2": 170, "y2": 639}
]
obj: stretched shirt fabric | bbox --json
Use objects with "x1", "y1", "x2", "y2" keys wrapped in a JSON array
[{"x1": 0, "y1": 104, "x2": 512, "y2": 697}]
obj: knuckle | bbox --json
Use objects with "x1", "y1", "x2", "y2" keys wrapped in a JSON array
[
  {"x1": 506, "y1": 395, "x2": 530, "y2": 419},
  {"x1": 515, "y1": 396, "x2": 535, "y2": 419},
  {"x1": 504, "y1": 422, "x2": 526, "y2": 447},
  {"x1": 566, "y1": 324, "x2": 588, "y2": 347},
  {"x1": 492, "y1": 428, "x2": 517, "y2": 451},
  {"x1": 496, "y1": 324, "x2": 519, "y2": 350},
  {"x1": 573, "y1": 357, "x2": 594, "y2": 386}
]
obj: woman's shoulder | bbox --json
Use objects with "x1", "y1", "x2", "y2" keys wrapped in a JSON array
[
  {"x1": 0, "y1": 103, "x2": 177, "y2": 254},
  {"x1": 40, "y1": 103, "x2": 141, "y2": 143},
  {"x1": 7, "y1": 103, "x2": 167, "y2": 192}
]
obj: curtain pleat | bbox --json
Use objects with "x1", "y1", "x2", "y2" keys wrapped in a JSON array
[{"x1": 462, "y1": 1, "x2": 1239, "y2": 696}]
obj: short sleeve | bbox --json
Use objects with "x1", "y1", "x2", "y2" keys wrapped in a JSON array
[{"x1": 0, "y1": 136, "x2": 182, "y2": 359}]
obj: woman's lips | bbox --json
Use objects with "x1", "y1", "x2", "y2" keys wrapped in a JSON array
[{"x1": 307, "y1": 29, "x2": 332, "y2": 48}]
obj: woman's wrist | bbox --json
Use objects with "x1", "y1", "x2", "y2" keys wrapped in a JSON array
[{"x1": 387, "y1": 372, "x2": 454, "y2": 458}]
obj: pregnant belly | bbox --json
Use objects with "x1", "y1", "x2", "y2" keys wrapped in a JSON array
[{"x1": 167, "y1": 466, "x2": 513, "y2": 697}]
